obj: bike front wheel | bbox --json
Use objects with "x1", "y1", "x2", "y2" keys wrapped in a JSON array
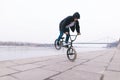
[
  {"x1": 54, "y1": 39, "x2": 62, "y2": 50},
  {"x1": 67, "y1": 47, "x2": 77, "y2": 62}
]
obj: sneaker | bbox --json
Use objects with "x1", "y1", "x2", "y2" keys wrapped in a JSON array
[
  {"x1": 63, "y1": 42, "x2": 69, "y2": 46},
  {"x1": 64, "y1": 45, "x2": 69, "y2": 48}
]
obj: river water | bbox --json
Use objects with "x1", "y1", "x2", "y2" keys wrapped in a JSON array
[{"x1": 0, "y1": 44, "x2": 108, "y2": 61}]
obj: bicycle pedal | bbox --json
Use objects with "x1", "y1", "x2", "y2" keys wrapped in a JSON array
[{"x1": 63, "y1": 45, "x2": 68, "y2": 48}]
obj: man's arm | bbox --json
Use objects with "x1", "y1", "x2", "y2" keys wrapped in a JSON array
[{"x1": 76, "y1": 21, "x2": 81, "y2": 35}]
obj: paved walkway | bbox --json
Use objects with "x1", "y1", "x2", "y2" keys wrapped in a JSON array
[{"x1": 0, "y1": 48, "x2": 120, "y2": 80}]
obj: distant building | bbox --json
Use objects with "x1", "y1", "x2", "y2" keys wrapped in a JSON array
[
  {"x1": 107, "y1": 38, "x2": 120, "y2": 48},
  {"x1": 117, "y1": 38, "x2": 120, "y2": 49},
  {"x1": 107, "y1": 41, "x2": 118, "y2": 48}
]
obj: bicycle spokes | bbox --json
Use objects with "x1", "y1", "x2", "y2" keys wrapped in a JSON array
[
  {"x1": 54, "y1": 39, "x2": 62, "y2": 50},
  {"x1": 67, "y1": 47, "x2": 77, "y2": 62}
]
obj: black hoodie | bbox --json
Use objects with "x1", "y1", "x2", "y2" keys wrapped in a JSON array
[{"x1": 59, "y1": 16, "x2": 80, "y2": 33}]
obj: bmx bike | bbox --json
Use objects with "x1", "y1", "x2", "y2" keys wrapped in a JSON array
[{"x1": 54, "y1": 34, "x2": 78, "y2": 62}]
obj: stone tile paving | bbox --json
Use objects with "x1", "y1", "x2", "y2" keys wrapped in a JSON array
[{"x1": 0, "y1": 48, "x2": 120, "y2": 80}]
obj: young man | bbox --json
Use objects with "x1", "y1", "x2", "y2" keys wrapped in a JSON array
[{"x1": 57, "y1": 12, "x2": 81, "y2": 46}]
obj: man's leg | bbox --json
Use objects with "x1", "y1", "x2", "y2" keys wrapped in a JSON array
[
  {"x1": 64, "y1": 34, "x2": 70, "y2": 48},
  {"x1": 57, "y1": 31, "x2": 64, "y2": 42},
  {"x1": 65, "y1": 34, "x2": 70, "y2": 43}
]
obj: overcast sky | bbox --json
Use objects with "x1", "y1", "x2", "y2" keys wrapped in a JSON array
[{"x1": 0, "y1": 0, "x2": 120, "y2": 43}]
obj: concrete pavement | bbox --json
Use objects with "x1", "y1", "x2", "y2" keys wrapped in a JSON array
[{"x1": 0, "y1": 48, "x2": 120, "y2": 80}]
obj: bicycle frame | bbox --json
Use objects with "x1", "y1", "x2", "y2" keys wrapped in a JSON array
[
  {"x1": 54, "y1": 34, "x2": 78, "y2": 61},
  {"x1": 58, "y1": 34, "x2": 78, "y2": 48},
  {"x1": 69, "y1": 34, "x2": 78, "y2": 47}
]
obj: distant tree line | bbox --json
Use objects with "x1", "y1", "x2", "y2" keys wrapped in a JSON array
[{"x1": 0, "y1": 41, "x2": 53, "y2": 47}]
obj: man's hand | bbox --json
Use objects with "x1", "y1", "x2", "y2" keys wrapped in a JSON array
[{"x1": 77, "y1": 33, "x2": 81, "y2": 35}]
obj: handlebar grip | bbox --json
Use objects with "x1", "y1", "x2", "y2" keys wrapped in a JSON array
[{"x1": 70, "y1": 35, "x2": 78, "y2": 36}]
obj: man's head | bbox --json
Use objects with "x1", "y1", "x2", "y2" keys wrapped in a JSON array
[{"x1": 73, "y1": 12, "x2": 80, "y2": 21}]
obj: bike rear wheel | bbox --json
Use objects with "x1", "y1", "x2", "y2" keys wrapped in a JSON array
[
  {"x1": 54, "y1": 39, "x2": 62, "y2": 50},
  {"x1": 67, "y1": 47, "x2": 77, "y2": 61}
]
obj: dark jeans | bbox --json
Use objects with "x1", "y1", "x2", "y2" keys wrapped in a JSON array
[{"x1": 57, "y1": 31, "x2": 70, "y2": 43}]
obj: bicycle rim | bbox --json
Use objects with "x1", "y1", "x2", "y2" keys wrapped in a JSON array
[
  {"x1": 54, "y1": 39, "x2": 62, "y2": 50},
  {"x1": 67, "y1": 47, "x2": 77, "y2": 62}
]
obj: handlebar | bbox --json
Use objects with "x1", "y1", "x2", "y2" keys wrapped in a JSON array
[{"x1": 69, "y1": 34, "x2": 78, "y2": 42}]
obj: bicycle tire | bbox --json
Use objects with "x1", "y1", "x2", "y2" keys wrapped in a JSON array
[
  {"x1": 67, "y1": 47, "x2": 77, "y2": 61},
  {"x1": 54, "y1": 39, "x2": 62, "y2": 50}
]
